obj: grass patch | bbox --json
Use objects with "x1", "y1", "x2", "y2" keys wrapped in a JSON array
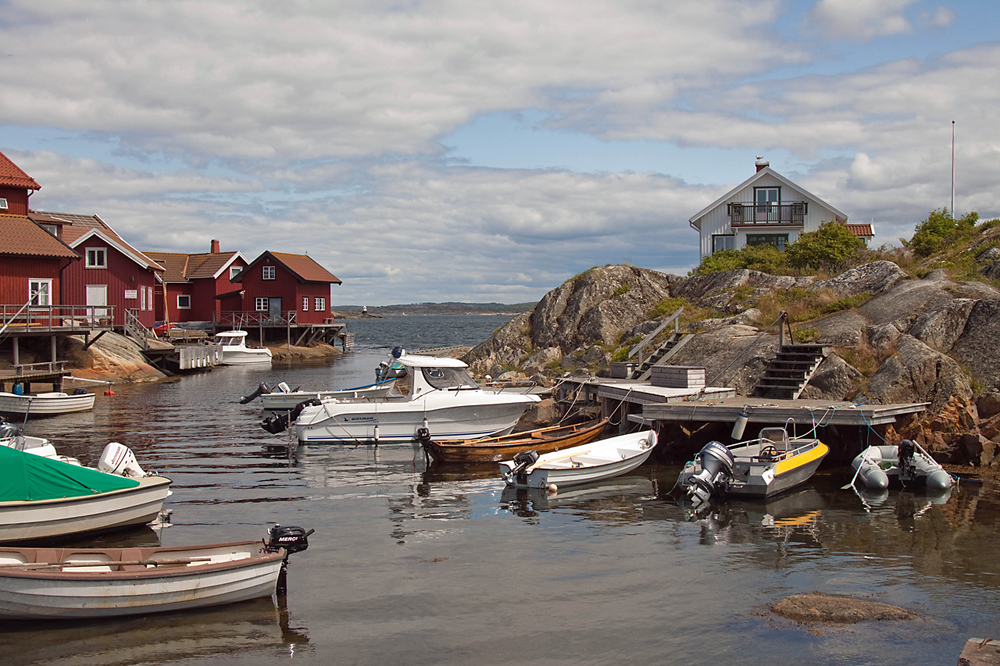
[{"x1": 612, "y1": 284, "x2": 631, "y2": 297}]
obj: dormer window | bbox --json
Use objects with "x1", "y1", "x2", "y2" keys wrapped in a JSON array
[
  {"x1": 39, "y1": 224, "x2": 58, "y2": 237},
  {"x1": 86, "y1": 248, "x2": 107, "y2": 268},
  {"x1": 0, "y1": 198, "x2": 7, "y2": 210}
]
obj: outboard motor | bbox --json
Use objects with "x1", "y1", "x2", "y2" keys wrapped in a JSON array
[
  {"x1": 416, "y1": 427, "x2": 433, "y2": 449},
  {"x1": 264, "y1": 525, "x2": 315, "y2": 594},
  {"x1": 898, "y1": 439, "x2": 916, "y2": 481},
  {"x1": 98, "y1": 442, "x2": 147, "y2": 478},
  {"x1": 276, "y1": 382, "x2": 291, "y2": 393},
  {"x1": 507, "y1": 450, "x2": 540, "y2": 485},
  {"x1": 72, "y1": 387, "x2": 88, "y2": 396},
  {"x1": 0, "y1": 418, "x2": 22, "y2": 441},
  {"x1": 239, "y1": 382, "x2": 272, "y2": 404},
  {"x1": 684, "y1": 441, "x2": 735, "y2": 507},
  {"x1": 260, "y1": 398, "x2": 321, "y2": 434}
]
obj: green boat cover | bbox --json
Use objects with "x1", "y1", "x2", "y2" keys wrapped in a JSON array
[{"x1": 0, "y1": 445, "x2": 139, "y2": 502}]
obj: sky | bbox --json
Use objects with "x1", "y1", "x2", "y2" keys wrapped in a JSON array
[{"x1": 1, "y1": 0, "x2": 998, "y2": 305}]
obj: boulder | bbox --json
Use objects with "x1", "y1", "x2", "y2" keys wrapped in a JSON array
[
  {"x1": 810, "y1": 260, "x2": 905, "y2": 297},
  {"x1": 908, "y1": 298, "x2": 977, "y2": 352},
  {"x1": 865, "y1": 335, "x2": 973, "y2": 412},
  {"x1": 669, "y1": 324, "x2": 778, "y2": 396},
  {"x1": 950, "y1": 300, "x2": 1000, "y2": 392},
  {"x1": 799, "y1": 353, "x2": 863, "y2": 401},
  {"x1": 867, "y1": 323, "x2": 901, "y2": 351},
  {"x1": 977, "y1": 391, "x2": 1000, "y2": 419},
  {"x1": 982, "y1": 259, "x2": 1000, "y2": 281},
  {"x1": 859, "y1": 276, "x2": 959, "y2": 331},
  {"x1": 976, "y1": 246, "x2": 1000, "y2": 262},
  {"x1": 811, "y1": 310, "x2": 868, "y2": 346}
]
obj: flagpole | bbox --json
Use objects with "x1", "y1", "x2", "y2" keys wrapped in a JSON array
[{"x1": 951, "y1": 120, "x2": 955, "y2": 216}]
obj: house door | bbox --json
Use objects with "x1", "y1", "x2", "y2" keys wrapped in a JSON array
[
  {"x1": 86, "y1": 284, "x2": 108, "y2": 323},
  {"x1": 268, "y1": 297, "x2": 283, "y2": 323}
]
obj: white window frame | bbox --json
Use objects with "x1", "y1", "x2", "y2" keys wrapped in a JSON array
[
  {"x1": 314, "y1": 297, "x2": 326, "y2": 312},
  {"x1": 255, "y1": 297, "x2": 268, "y2": 312},
  {"x1": 230, "y1": 266, "x2": 242, "y2": 280},
  {"x1": 177, "y1": 294, "x2": 191, "y2": 309},
  {"x1": 712, "y1": 234, "x2": 736, "y2": 253},
  {"x1": 262, "y1": 265, "x2": 276, "y2": 280},
  {"x1": 39, "y1": 224, "x2": 57, "y2": 236},
  {"x1": 0, "y1": 198, "x2": 7, "y2": 210},
  {"x1": 29, "y1": 279, "x2": 52, "y2": 306},
  {"x1": 85, "y1": 247, "x2": 107, "y2": 269},
  {"x1": 140, "y1": 286, "x2": 147, "y2": 311},
  {"x1": 302, "y1": 296, "x2": 309, "y2": 311}
]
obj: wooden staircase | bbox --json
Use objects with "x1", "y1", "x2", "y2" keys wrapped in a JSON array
[
  {"x1": 627, "y1": 307, "x2": 694, "y2": 381},
  {"x1": 752, "y1": 344, "x2": 827, "y2": 400}
]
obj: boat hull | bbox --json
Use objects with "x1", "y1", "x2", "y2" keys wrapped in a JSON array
[
  {"x1": 851, "y1": 445, "x2": 952, "y2": 491},
  {"x1": 0, "y1": 476, "x2": 172, "y2": 544},
  {"x1": 0, "y1": 392, "x2": 96, "y2": 416},
  {"x1": 261, "y1": 384, "x2": 394, "y2": 411},
  {"x1": 500, "y1": 431, "x2": 657, "y2": 489},
  {"x1": 425, "y1": 419, "x2": 609, "y2": 464},
  {"x1": 295, "y1": 395, "x2": 540, "y2": 444},
  {"x1": 220, "y1": 350, "x2": 273, "y2": 365},
  {"x1": 0, "y1": 541, "x2": 282, "y2": 619}
]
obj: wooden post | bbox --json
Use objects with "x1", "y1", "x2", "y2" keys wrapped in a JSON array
[{"x1": 12, "y1": 337, "x2": 18, "y2": 367}]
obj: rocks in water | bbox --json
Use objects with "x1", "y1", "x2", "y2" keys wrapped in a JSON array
[{"x1": 772, "y1": 594, "x2": 919, "y2": 624}]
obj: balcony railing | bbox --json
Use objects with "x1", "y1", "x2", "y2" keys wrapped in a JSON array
[
  {"x1": 215, "y1": 311, "x2": 298, "y2": 328},
  {"x1": 730, "y1": 202, "x2": 806, "y2": 227},
  {"x1": 0, "y1": 304, "x2": 115, "y2": 333}
]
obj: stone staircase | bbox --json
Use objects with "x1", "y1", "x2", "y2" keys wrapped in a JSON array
[{"x1": 752, "y1": 344, "x2": 827, "y2": 400}]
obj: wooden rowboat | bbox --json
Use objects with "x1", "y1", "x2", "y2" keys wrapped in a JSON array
[
  {"x1": 0, "y1": 541, "x2": 286, "y2": 619},
  {"x1": 423, "y1": 418, "x2": 609, "y2": 464},
  {"x1": 0, "y1": 391, "x2": 96, "y2": 417}
]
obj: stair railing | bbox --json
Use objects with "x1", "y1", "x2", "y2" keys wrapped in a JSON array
[{"x1": 629, "y1": 307, "x2": 683, "y2": 366}]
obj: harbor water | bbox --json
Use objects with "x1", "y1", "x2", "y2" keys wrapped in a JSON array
[{"x1": 2, "y1": 314, "x2": 999, "y2": 665}]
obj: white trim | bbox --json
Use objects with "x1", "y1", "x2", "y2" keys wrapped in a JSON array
[
  {"x1": 70, "y1": 228, "x2": 165, "y2": 272},
  {"x1": 176, "y1": 294, "x2": 191, "y2": 309},
  {"x1": 262, "y1": 265, "x2": 276, "y2": 280},
  {"x1": 211, "y1": 252, "x2": 250, "y2": 280},
  {"x1": 85, "y1": 247, "x2": 107, "y2": 268},
  {"x1": 28, "y1": 278, "x2": 52, "y2": 306},
  {"x1": 0, "y1": 198, "x2": 7, "y2": 210}
]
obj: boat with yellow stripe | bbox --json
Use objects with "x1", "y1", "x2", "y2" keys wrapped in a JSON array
[{"x1": 678, "y1": 424, "x2": 829, "y2": 507}]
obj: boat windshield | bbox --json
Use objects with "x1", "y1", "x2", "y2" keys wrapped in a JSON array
[{"x1": 421, "y1": 367, "x2": 479, "y2": 390}]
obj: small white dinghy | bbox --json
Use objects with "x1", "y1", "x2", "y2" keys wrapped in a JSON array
[
  {"x1": 0, "y1": 390, "x2": 95, "y2": 417},
  {"x1": 850, "y1": 440, "x2": 953, "y2": 491},
  {"x1": 0, "y1": 526, "x2": 313, "y2": 619},
  {"x1": 499, "y1": 430, "x2": 657, "y2": 490}
]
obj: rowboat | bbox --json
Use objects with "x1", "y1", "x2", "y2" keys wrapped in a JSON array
[
  {"x1": 849, "y1": 440, "x2": 952, "y2": 491},
  {"x1": 0, "y1": 526, "x2": 313, "y2": 619},
  {"x1": 0, "y1": 444, "x2": 172, "y2": 544},
  {"x1": 422, "y1": 418, "x2": 609, "y2": 464},
  {"x1": 678, "y1": 425, "x2": 829, "y2": 507},
  {"x1": 499, "y1": 430, "x2": 657, "y2": 490},
  {"x1": 0, "y1": 390, "x2": 95, "y2": 417}
]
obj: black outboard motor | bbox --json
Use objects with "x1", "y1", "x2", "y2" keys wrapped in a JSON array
[
  {"x1": 0, "y1": 418, "x2": 21, "y2": 440},
  {"x1": 416, "y1": 427, "x2": 432, "y2": 449},
  {"x1": 683, "y1": 441, "x2": 736, "y2": 507},
  {"x1": 264, "y1": 525, "x2": 315, "y2": 594},
  {"x1": 898, "y1": 439, "x2": 916, "y2": 481},
  {"x1": 260, "y1": 398, "x2": 321, "y2": 434},
  {"x1": 240, "y1": 382, "x2": 272, "y2": 404},
  {"x1": 508, "y1": 450, "x2": 540, "y2": 486}
]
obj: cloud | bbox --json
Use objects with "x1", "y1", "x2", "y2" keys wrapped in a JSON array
[{"x1": 808, "y1": 0, "x2": 915, "y2": 41}]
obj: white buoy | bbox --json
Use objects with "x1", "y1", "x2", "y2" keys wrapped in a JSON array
[{"x1": 547, "y1": 484, "x2": 558, "y2": 494}]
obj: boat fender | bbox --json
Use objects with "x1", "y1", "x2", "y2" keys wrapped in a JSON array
[{"x1": 731, "y1": 408, "x2": 750, "y2": 441}]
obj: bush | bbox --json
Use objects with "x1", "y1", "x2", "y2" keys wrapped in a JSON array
[
  {"x1": 740, "y1": 243, "x2": 788, "y2": 274},
  {"x1": 696, "y1": 249, "x2": 743, "y2": 274},
  {"x1": 786, "y1": 221, "x2": 866, "y2": 269},
  {"x1": 904, "y1": 208, "x2": 979, "y2": 257}
]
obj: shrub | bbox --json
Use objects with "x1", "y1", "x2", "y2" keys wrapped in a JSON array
[
  {"x1": 904, "y1": 208, "x2": 979, "y2": 257},
  {"x1": 786, "y1": 221, "x2": 866, "y2": 269},
  {"x1": 647, "y1": 297, "x2": 688, "y2": 320},
  {"x1": 612, "y1": 284, "x2": 631, "y2": 297},
  {"x1": 696, "y1": 249, "x2": 743, "y2": 274},
  {"x1": 611, "y1": 347, "x2": 630, "y2": 363}
]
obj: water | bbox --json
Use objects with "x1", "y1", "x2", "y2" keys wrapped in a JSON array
[{"x1": 2, "y1": 316, "x2": 999, "y2": 665}]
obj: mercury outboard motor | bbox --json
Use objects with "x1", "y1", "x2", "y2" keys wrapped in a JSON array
[
  {"x1": 260, "y1": 398, "x2": 321, "y2": 434},
  {"x1": 684, "y1": 441, "x2": 735, "y2": 507},
  {"x1": 239, "y1": 382, "x2": 272, "y2": 404},
  {"x1": 98, "y1": 442, "x2": 148, "y2": 478},
  {"x1": 507, "y1": 450, "x2": 540, "y2": 485},
  {"x1": 264, "y1": 525, "x2": 315, "y2": 594}
]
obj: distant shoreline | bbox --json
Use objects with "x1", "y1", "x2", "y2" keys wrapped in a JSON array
[{"x1": 332, "y1": 303, "x2": 533, "y2": 318}]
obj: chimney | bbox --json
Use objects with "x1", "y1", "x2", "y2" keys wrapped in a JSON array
[
  {"x1": 210, "y1": 239, "x2": 220, "y2": 253},
  {"x1": 755, "y1": 157, "x2": 769, "y2": 172}
]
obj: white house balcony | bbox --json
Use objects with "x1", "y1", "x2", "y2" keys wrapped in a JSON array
[{"x1": 729, "y1": 202, "x2": 807, "y2": 227}]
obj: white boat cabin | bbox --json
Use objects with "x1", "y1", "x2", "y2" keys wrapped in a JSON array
[{"x1": 689, "y1": 159, "x2": 872, "y2": 261}]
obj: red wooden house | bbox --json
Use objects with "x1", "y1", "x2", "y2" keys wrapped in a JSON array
[
  {"x1": 233, "y1": 251, "x2": 341, "y2": 325},
  {"x1": 0, "y1": 152, "x2": 79, "y2": 308},
  {"x1": 30, "y1": 211, "x2": 164, "y2": 329},
  {"x1": 145, "y1": 241, "x2": 248, "y2": 325}
]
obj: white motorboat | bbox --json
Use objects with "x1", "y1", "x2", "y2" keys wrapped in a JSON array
[
  {"x1": 850, "y1": 440, "x2": 952, "y2": 491},
  {"x1": 0, "y1": 390, "x2": 95, "y2": 416},
  {"x1": 0, "y1": 526, "x2": 312, "y2": 619},
  {"x1": 214, "y1": 331, "x2": 273, "y2": 365},
  {"x1": 678, "y1": 426, "x2": 829, "y2": 507},
  {"x1": 262, "y1": 348, "x2": 540, "y2": 444},
  {"x1": 0, "y1": 443, "x2": 172, "y2": 544},
  {"x1": 242, "y1": 380, "x2": 396, "y2": 410},
  {"x1": 499, "y1": 430, "x2": 657, "y2": 490},
  {"x1": 0, "y1": 419, "x2": 79, "y2": 464}
]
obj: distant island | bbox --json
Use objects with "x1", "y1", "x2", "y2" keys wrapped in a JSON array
[{"x1": 332, "y1": 302, "x2": 535, "y2": 317}]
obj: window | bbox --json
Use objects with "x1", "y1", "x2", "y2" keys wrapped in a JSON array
[
  {"x1": 712, "y1": 235, "x2": 735, "y2": 253},
  {"x1": 0, "y1": 198, "x2": 7, "y2": 210},
  {"x1": 86, "y1": 248, "x2": 107, "y2": 268},
  {"x1": 140, "y1": 286, "x2": 146, "y2": 311},
  {"x1": 39, "y1": 224, "x2": 57, "y2": 237},
  {"x1": 255, "y1": 297, "x2": 268, "y2": 312},
  {"x1": 755, "y1": 187, "x2": 780, "y2": 207},
  {"x1": 29, "y1": 279, "x2": 51, "y2": 306},
  {"x1": 302, "y1": 297, "x2": 309, "y2": 311},
  {"x1": 314, "y1": 297, "x2": 326, "y2": 312},
  {"x1": 230, "y1": 266, "x2": 242, "y2": 280},
  {"x1": 746, "y1": 233, "x2": 788, "y2": 251},
  {"x1": 262, "y1": 265, "x2": 276, "y2": 280},
  {"x1": 177, "y1": 294, "x2": 191, "y2": 309}
]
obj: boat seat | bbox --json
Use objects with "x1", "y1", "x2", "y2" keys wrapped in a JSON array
[{"x1": 118, "y1": 548, "x2": 146, "y2": 571}]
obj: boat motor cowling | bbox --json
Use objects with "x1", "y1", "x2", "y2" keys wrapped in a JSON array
[
  {"x1": 260, "y1": 398, "x2": 321, "y2": 434},
  {"x1": 684, "y1": 441, "x2": 735, "y2": 507},
  {"x1": 98, "y1": 442, "x2": 147, "y2": 478},
  {"x1": 239, "y1": 382, "x2": 272, "y2": 404},
  {"x1": 265, "y1": 525, "x2": 315, "y2": 556}
]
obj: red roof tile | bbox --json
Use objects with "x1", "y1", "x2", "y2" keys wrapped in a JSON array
[
  {"x1": 0, "y1": 214, "x2": 79, "y2": 258},
  {"x1": 30, "y1": 210, "x2": 162, "y2": 270},
  {"x1": 144, "y1": 252, "x2": 190, "y2": 283},
  {"x1": 0, "y1": 151, "x2": 40, "y2": 190},
  {"x1": 845, "y1": 223, "x2": 874, "y2": 237},
  {"x1": 269, "y1": 252, "x2": 341, "y2": 283}
]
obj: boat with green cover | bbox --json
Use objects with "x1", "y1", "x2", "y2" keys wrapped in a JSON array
[{"x1": 0, "y1": 445, "x2": 171, "y2": 543}]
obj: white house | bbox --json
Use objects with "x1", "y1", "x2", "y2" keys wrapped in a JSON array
[{"x1": 689, "y1": 159, "x2": 873, "y2": 260}]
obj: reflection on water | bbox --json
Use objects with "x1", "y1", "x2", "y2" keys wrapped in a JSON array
[{"x1": 5, "y1": 350, "x2": 1000, "y2": 665}]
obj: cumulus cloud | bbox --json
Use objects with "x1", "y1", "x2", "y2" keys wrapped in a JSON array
[{"x1": 809, "y1": 0, "x2": 915, "y2": 41}]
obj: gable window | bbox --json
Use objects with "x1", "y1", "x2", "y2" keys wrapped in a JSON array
[
  {"x1": 29, "y1": 279, "x2": 52, "y2": 306},
  {"x1": 262, "y1": 265, "x2": 276, "y2": 280},
  {"x1": 712, "y1": 235, "x2": 735, "y2": 253},
  {"x1": 86, "y1": 248, "x2": 107, "y2": 268},
  {"x1": 255, "y1": 297, "x2": 268, "y2": 312},
  {"x1": 39, "y1": 224, "x2": 58, "y2": 237},
  {"x1": 746, "y1": 233, "x2": 788, "y2": 251},
  {"x1": 0, "y1": 198, "x2": 7, "y2": 210},
  {"x1": 314, "y1": 297, "x2": 326, "y2": 312},
  {"x1": 755, "y1": 187, "x2": 780, "y2": 208},
  {"x1": 302, "y1": 296, "x2": 309, "y2": 311},
  {"x1": 177, "y1": 294, "x2": 191, "y2": 309},
  {"x1": 230, "y1": 266, "x2": 242, "y2": 280}
]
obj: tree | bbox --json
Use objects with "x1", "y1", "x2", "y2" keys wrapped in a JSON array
[
  {"x1": 904, "y1": 208, "x2": 979, "y2": 257},
  {"x1": 786, "y1": 221, "x2": 866, "y2": 269}
]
